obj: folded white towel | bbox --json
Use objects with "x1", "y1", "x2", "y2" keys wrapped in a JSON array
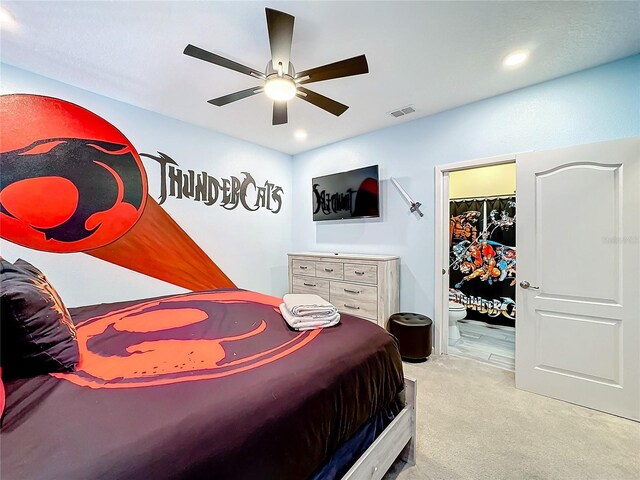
[
  {"x1": 290, "y1": 306, "x2": 338, "y2": 317},
  {"x1": 279, "y1": 304, "x2": 340, "y2": 331},
  {"x1": 283, "y1": 293, "x2": 337, "y2": 317}
]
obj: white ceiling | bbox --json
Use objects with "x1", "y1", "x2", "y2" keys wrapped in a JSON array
[{"x1": 1, "y1": 1, "x2": 638, "y2": 155}]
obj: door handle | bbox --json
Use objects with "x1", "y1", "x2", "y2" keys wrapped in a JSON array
[{"x1": 520, "y1": 281, "x2": 540, "y2": 290}]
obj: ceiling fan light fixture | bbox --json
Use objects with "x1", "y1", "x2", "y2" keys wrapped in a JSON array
[{"x1": 264, "y1": 75, "x2": 297, "y2": 101}]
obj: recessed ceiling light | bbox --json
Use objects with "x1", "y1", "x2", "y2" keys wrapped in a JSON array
[
  {"x1": 502, "y1": 49, "x2": 530, "y2": 68},
  {"x1": 294, "y1": 129, "x2": 307, "y2": 140},
  {"x1": 0, "y1": 5, "x2": 16, "y2": 30}
]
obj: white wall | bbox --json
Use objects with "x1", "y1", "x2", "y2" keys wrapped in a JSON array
[
  {"x1": 291, "y1": 55, "x2": 640, "y2": 319},
  {"x1": 1, "y1": 64, "x2": 293, "y2": 306}
]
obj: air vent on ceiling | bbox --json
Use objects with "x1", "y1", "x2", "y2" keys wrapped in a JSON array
[{"x1": 389, "y1": 105, "x2": 416, "y2": 118}]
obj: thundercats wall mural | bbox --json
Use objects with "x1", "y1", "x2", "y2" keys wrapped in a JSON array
[
  {"x1": 449, "y1": 196, "x2": 516, "y2": 327},
  {"x1": 0, "y1": 94, "x2": 239, "y2": 290}
]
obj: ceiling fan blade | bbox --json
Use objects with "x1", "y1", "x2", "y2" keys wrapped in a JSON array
[
  {"x1": 296, "y1": 55, "x2": 369, "y2": 85},
  {"x1": 208, "y1": 87, "x2": 262, "y2": 106},
  {"x1": 265, "y1": 8, "x2": 295, "y2": 71},
  {"x1": 184, "y1": 44, "x2": 265, "y2": 79},
  {"x1": 272, "y1": 101, "x2": 288, "y2": 125},
  {"x1": 296, "y1": 87, "x2": 348, "y2": 116}
]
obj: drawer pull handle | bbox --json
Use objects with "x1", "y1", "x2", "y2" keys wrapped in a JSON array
[
  {"x1": 344, "y1": 303, "x2": 360, "y2": 310},
  {"x1": 324, "y1": 268, "x2": 334, "y2": 272},
  {"x1": 344, "y1": 288, "x2": 361, "y2": 294},
  {"x1": 303, "y1": 282, "x2": 317, "y2": 287},
  {"x1": 299, "y1": 266, "x2": 308, "y2": 270},
  {"x1": 355, "y1": 271, "x2": 365, "y2": 275}
]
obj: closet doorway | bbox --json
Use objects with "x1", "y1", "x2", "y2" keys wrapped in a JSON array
[
  {"x1": 433, "y1": 153, "x2": 517, "y2": 367},
  {"x1": 447, "y1": 163, "x2": 516, "y2": 369}
]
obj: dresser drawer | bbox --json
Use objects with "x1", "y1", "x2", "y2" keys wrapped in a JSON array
[
  {"x1": 344, "y1": 263, "x2": 378, "y2": 284},
  {"x1": 292, "y1": 259, "x2": 315, "y2": 275},
  {"x1": 330, "y1": 281, "x2": 377, "y2": 321},
  {"x1": 315, "y1": 262, "x2": 344, "y2": 280},
  {"x1": 292, "y1": 275, "x2": 330, "y2": 299}
]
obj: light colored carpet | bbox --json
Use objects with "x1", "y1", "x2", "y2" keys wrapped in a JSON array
[{"x1": 383, "y1": 355, "x2": 640, "y2": 480}]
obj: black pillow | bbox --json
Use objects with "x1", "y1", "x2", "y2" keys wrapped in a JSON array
[{"x1": 0, "y1": 258, "x2": 79, "y2": 379}]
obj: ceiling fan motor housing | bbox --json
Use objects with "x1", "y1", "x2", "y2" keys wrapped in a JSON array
[{"x1": 266, "y1": 59, "x2": 295, "y2": 78}]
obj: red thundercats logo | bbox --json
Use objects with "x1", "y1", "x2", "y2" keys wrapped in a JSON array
[
  {"x1": 53, "y1": 291, "x2": 321, "y2": 389},
  {"x1": 0, "y1": 94, "x2": 147, "y2": 252}
]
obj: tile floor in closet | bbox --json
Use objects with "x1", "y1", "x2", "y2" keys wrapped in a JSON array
[{"x1": 448, "y1": 320, "x2": 515, "y2": 370}]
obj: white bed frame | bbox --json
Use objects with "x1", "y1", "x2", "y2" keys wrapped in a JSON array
[{"x1": 342, "y1": 376, "x2": 417, "y2": 480}]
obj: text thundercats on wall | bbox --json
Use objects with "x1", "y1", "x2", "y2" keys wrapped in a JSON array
[{"x1": 142, "y1": 152, "x2": 284, "y2": 213}]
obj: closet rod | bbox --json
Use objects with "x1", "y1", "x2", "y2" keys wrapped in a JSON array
[{"x1": 449, "y1": 194, "x2": 516, "y2": 201}]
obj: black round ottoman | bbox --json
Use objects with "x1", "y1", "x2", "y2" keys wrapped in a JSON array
[{"x1": 389, "y1": 312, "x2": 433, "y2": 362}]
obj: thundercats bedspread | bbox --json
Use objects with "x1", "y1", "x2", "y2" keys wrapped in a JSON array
[{"x1": 0, "y1": 289, "x2": 404, "y2": 479}]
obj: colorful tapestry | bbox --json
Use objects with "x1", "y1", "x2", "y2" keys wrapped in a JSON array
[{"x1": 449, "y1": 196, "x2": 516, "y2": 326}]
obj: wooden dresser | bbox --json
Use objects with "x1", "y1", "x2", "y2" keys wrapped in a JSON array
[{"x1": 287, "y1": 252, "x2": 400, "y2": 327}]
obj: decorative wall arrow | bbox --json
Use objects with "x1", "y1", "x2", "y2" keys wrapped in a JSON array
[{"x1": 391, "y1": 177, "x2": 424, "y2": 217}]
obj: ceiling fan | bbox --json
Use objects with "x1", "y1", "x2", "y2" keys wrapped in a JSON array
[{"x1": 183, "y1": 8, "x2": 369, "y2": 125}]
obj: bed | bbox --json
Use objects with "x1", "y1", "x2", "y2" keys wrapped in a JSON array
[{"x1": 1, "y1": 288, "x2": 415, "y2": 479}]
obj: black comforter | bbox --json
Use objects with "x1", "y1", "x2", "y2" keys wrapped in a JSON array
[{"x1": 1, "y1": 289, "x2": 404, "y2": 479}]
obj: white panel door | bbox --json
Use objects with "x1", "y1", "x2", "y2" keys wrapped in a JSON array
[{"x1": 516, "y1": 137, "x2": 640, "y2": 420}]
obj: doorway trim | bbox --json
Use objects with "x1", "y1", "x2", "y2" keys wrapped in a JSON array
[{"x1": 434, "y1": 153, "x2": 518, "y2": 355}]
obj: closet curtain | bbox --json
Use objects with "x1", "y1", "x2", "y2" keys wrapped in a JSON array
[{"x1": 449, "y1": 196, "x2": 516, "y2": 327}]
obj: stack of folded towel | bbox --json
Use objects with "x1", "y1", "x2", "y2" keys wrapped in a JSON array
[{"x1": 279, "y1": 293, "x2": 340, "y2": 331}]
